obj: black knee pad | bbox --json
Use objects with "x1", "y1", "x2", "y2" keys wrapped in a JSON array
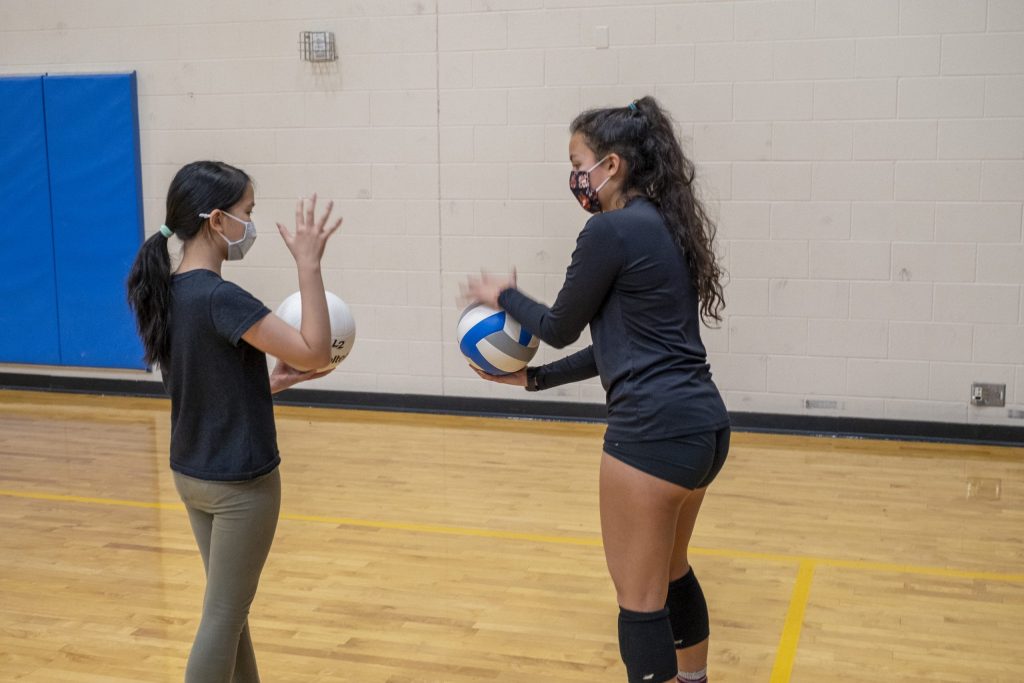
[
  {"x1": 617, "y1": 607, "x2": 678, "y2": 683},
  {"x1": 666, "y1": 567, "x2": 710, "y2": 648}
]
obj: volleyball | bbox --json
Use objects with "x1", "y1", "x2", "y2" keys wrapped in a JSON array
[
  {"x1": 275, "y1": 291, "x2": 356, "y2": 371},
  {"x1": 457, "y1": 303, "x2": 539, "y2": 376}
]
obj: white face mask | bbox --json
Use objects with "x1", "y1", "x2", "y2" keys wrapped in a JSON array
[{"x1": 200, "y1": 211, "x2": 257, "y2": 261}]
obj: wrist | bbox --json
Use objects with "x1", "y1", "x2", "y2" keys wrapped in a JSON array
[
  {"x1": 295, "y1": 260, "x2": 322, "y2": 273},
  {"x1": 525, "y1": 366, "x2": 541, "y2": 392}
]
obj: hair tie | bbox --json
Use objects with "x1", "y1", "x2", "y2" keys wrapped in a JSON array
[
  {"x1": 628, "y1": 101, "x2": 638, "y2": 111},
  {"x1": 159, "y1": 225, "x2": 174, "y2": 238}
]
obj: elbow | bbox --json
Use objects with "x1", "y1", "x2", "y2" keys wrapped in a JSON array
[
  {"x1": 310, "y1": 335, "x2": 333, "y2": 369},
  {"x1": 294, "y1": 348, "x2": 331, "y2": 372},
  {"x1": 313, "y1": 348, "x2": 332, "y2": 370},
  {"x1": 545, "y1": 329, "x2": 581, "y2": 350}
]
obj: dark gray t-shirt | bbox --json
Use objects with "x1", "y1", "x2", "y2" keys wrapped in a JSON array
[
  {"x1": 163, "y1": 269, "x2": 279, "y2": 481},
  {"x1": 499, "y1": 197, "x2": 729, "y2": 441}
]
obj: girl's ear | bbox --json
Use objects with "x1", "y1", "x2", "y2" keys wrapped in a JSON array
[
  {"x1": 607, "y1": 153, "x2": 623, "y2": 179},
  {"x1": 204, "y1": 209, "x2": 225, "y2": 236}
]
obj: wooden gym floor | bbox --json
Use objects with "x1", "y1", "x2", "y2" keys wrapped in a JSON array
[{"x1": 1, "y1": 389, "x2": 1022, "y2": 682}]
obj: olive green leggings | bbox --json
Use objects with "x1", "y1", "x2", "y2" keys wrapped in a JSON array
[{"x1": 173, "y1": 468, "x2": 280, "y2": 683}]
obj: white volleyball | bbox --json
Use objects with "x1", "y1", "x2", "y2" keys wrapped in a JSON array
[{"x1": 275, "y1": 291, "x2": 356, "y2": 371}]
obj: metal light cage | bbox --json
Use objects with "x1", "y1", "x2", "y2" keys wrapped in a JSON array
[{"x1": 299, "y1": 31, "x2": 337, "y2": 63}]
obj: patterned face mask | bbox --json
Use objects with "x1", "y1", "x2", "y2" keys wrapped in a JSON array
[{"x1": 569, "y1": 155, "x2": 610, "y2": 214}]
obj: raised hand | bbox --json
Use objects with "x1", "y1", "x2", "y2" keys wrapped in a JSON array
[
  {"x1": 459, "y1": 269, "x2": 517, "y2": 309},
  {"x1": 276, "y1": 193, "x2": 343, "y2": 269}
]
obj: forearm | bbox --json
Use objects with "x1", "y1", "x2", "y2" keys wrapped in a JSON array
[
  {"x1": 499, "y1": 288, "x2": 582, "y2": 349},
  {"x1": 528, "y1": 346, "x2": 598, "y2": 391},
  {"x1": 296, "y1": 264, "x2": 331, "y2": 366},
  {"x1": 497, "y1": 217, "x2": 622, "y2": 350}
]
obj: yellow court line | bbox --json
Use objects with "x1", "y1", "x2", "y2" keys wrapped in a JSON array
[
  {"x1": 685, "y1": 546, "x2": 1024, "y2": 583},
  {"x1": 769, "y1": 560, "x2": 816, "y2": 683},
  {"x1": 821, "y1": 557, "x2": 1024, "y2": 583},
  {"x1": 3, "y1": 488, "x2": 1024, "y2": 584},
  {"x1": 282, "y1": 511, "x2": 603, "y2": 547},
  {"x1": 0, "y1": 489, "x2": 182, "y2": 510}
]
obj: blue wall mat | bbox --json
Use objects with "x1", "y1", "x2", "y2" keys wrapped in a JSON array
[
  {"x1": 0, "y1": 76, "x2": 62, "y2": 365},
  {"x1": 43, "y1": 72, "x2": 146, "y2": 369}
]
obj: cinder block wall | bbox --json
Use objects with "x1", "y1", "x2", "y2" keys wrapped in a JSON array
[{"x1": 2, "y1": 0, "x2": 1022, "y2": 427}]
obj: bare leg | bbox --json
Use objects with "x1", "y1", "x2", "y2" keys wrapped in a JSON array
[
  {"x1": 600, "y1": 452, "x2": 693, "y2": 683},
  {"x1": 668, "y1": 487, "x2": 709, "y2": 673}
]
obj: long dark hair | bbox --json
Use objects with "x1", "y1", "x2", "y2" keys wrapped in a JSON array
[
  {"x1": 126, "y1": 161, "x2": 251, "y2": 368},
  {"x1": 570, "y1": 96, "x2": 725, "y2": 325}
]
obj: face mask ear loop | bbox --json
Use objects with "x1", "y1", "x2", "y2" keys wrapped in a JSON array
[
  {"x1": 591, "y1": 156, "x2": 613, "y2": 194},
  {"x1": 587, "y1": 155, "x2": 610, "y2": 174},
  {"x1": 196, "y1": 212, "x2": 220, "y2": 243}
]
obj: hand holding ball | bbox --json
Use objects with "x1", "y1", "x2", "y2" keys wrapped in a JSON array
[{"x1": 457, "y1": 303, "x2": 538, "y2": 376}]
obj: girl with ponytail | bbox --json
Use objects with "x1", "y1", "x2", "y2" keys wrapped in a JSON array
[
  {"x1": 127, "y1": 160, "x2": 341, "y2": 682},
  {"x1": 464, "y1": 97, "x2": 729, "y2": 683}
]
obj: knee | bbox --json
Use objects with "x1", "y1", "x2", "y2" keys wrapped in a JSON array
[
  {"x1": 618, "y1": 607, "x2": 677, "y2": 683},
  {"x1": 669, "y1": 559, "x2": 691, "y2": 582},
  {"x1": 202, "y1": 595, "x2": 252, "y2": 627},
  {"x1": 616, "y1": 584, "x2": 669, "y2": 613},
  {"x1": 666, "y1": 567, "x2": 710, "y2": 648}
]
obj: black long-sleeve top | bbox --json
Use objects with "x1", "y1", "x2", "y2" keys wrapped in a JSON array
[{"x1": 498, "y1": 197, "x2": 729, "y2": 441}]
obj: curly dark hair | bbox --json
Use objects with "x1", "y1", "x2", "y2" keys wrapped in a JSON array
[{"x1": 571, "y1": 96, "x2": 726, "y2": 325}]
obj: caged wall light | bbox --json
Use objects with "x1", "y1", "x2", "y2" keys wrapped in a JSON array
[{"x1": 299, "y1": 31, "x2": 337, "y2": 62}]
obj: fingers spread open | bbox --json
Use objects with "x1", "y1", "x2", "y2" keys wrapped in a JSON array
[
  {"x1": 305, "y1": 193, "x2": 317, "y2": 228},
  {"x1": 316, "y1": 200, "x2": 334, "y2": 232},
  {"x1": 326, "y1": 217, "x2": 343, "y2": 239}
]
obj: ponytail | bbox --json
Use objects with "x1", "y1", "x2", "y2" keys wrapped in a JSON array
[
  {"x1": 126, "y1": 160, "x2": 251, "y2": 368},
  {"x1": 127, "y1": 232, "x2": 173, "y2": 367}
]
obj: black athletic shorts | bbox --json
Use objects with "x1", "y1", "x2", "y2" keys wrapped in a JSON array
[{"x1": 603, "y1": 426, "x2": 731, "y2": 490}]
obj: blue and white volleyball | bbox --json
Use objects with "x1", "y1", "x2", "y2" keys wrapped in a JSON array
[{"x1": 457, "y1": 303, "x2": 539, "y2": 376}]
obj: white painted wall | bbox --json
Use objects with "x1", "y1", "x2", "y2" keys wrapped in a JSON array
[{"x1": 2, "y1": 0, "x2": 1022, "y2": 427}]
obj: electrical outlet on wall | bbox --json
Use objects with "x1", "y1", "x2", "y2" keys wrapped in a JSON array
[{"x1": 970, "y1": 383, "x2": 1005, "y2": 407}]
